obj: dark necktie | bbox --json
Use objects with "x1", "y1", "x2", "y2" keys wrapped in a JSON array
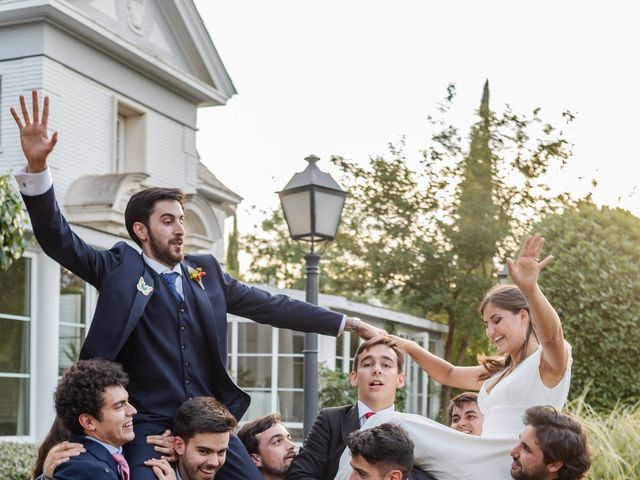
[
  {"x1": 161, "y1": 271, "x2": 182, "y2": 301},
  {"x1": 112, "y1": 453, "x2": 130, "y2": 480},
  {"x1": 364, "y1": 411, "x2": 376, "y2": 420}
]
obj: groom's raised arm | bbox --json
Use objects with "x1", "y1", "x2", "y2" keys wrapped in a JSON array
[
  {"x1": 10, "y1": 90, "x2": 118, "y2": 287},
  {"x1": 10, "y1": 90, "x2": 58, "y2": 174}
]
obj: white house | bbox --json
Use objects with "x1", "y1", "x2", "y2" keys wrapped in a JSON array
[
  {"x1": 0, "y1": 0, "x2": 448, "y2": 445},
  {"x1": 0, "y1": 0, "x2": 240, "y2": 442}
]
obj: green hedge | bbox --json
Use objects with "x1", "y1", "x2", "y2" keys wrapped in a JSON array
[
  {"x1": 537, "y1": 204, "x2": 640, "y2": 410},
  {"x1": 0, "y1": 442, "x2": 36, "y2": 480}
]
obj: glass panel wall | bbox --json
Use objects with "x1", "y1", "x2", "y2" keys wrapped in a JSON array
[
  {"x1": 59, "y1": 268, "x2": 87, "y2": 374},
  {"x1": 0, "y1": 258, "x2": 31, "y2": 436}
]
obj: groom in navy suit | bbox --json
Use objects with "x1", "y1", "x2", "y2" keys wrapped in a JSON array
[{"x1": 11, "y1": 91, "x2": 380, "y2": 480}]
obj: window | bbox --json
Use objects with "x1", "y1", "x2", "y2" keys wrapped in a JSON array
[
  {"x1": 114, "y1": 101, "x2": 146, "y2": 173},
  {"x1": 227, "y1": 317, "x2": 306, "y2": 441},
  {"x1": 0, "y1": 258, "x2": 31, "y2": 436},
  {"x1": 335, "y1": 330, "x2": 361, "y2": 374},
  {"x1": 59, "y1": 268, "x2": 89, "y2": 374}
]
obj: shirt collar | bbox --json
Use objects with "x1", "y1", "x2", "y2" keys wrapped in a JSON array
[
  {"x1": 357, "y1": 400, "x2": 395, "y2": 419},
  {"x1": 142, "y1": 253, "x2": 182, "y2": 276},
  {"x1": 85, "y1": 435, "x2": 121, "y2": 455}
]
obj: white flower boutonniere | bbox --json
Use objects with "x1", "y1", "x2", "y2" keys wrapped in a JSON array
[{"x1": 188, "y1": 266, "x2": 206, "y2": 289}]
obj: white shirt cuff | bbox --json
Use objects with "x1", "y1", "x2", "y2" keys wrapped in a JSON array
[
  {"x1": 337, "y1": 315, "x2": 348, "y2": 335},
  {"x1": 13, "y1": 166, "x2": 53, "y2": 196}
]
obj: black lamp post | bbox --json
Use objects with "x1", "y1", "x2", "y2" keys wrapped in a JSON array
[{"x1": 278, "y1": 154, "x2": 346, "y2": 436}]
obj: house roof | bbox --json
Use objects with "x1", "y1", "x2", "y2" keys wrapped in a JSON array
[{"x1": 0, "y1": 0, "x2": 235, "y2": 106}]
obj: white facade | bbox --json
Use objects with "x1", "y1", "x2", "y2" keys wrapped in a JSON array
[{"x1": 0, "y1": 0, "x2": 240, "y2": 442}]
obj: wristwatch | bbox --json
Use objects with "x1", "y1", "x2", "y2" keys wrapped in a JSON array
[{"x1": 350, "y1": 317, "x2": 360, "y2": 333}]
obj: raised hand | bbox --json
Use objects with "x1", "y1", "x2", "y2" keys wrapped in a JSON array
[
  {"x1": 9, "y1": 90, "x2": 58, "y2": 173},
  {"x1": 506, "y1": 234, "x2": 554, "y2": 293}
]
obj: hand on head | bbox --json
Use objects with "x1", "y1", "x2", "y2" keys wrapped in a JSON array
[{"x1": 10, "y1": 90, "x2": 58, "y2": 173}]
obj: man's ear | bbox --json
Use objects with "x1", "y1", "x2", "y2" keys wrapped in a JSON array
[
  {"x1": 386, "y1": 469, "x2": 403, "y2": 480},
  {"x1": 349, "y1": 370, "x2": 358, "y2": 387},
  {"x1": 132, "y1": 221, "x2": 148, "y2": 243},
  {"x1": 78, "y1": 413, "x2": 96, "y2": 432},
  {"x1": 174, "y1": 436, "x2": 186, "y2": 455},
  {"x1": 250, "y1": 453, "x2": 262, "y2": 468},
  {"x1": 547, "y1": 460, "x2": 563, "y2": 474},
  {"x1": 396, "y1": 371, "x2": 405, "y2": 389}
]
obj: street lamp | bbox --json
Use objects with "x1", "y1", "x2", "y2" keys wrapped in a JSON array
[{"x1": 278, "y1": 154, "x2": 346, "y2": 436}]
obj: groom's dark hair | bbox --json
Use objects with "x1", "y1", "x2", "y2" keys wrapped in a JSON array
[{"x1": 125, "y1": 187, "x2": 184, "y2": 246}]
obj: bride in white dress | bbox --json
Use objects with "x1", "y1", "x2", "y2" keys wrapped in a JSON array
[{"x1": 334, "y1": 235, "x2": 572, "y2": 480}]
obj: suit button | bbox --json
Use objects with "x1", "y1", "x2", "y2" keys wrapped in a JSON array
[
  {"x1": 185, "y1": 379, "x2": 190, "y2": 385},
  {"x1": 180, "y1": 325, "x2": 186, "y2": 332},
  {"x1": 184, "y1": 361, "x2": 190, "y2": 367},
  {"x1": 181, "y1": 344, "x2": 186, "y2": 350},
  {"x1": 180, "y1": 308, "x2": 185, "y2": 313}
]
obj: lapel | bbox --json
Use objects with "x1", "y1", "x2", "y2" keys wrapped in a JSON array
[
  {"x1": 74, "y1": 434, "x2": 119, "y2": 478},
  {"x1": 114, "y1": 264, "x2": 155, "y2": 355},
  {"x1": 341, "y1": 404, "x2": 361, "y2": 447},
  {"x1": 181, "y1": 258, "x2": 219, "y2": 328}
]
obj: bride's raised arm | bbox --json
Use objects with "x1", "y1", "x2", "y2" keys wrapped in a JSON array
[
  {"x1": 390, "y1": 336, "x2": 486, "y2": 391},
  {"x1": 507, "y1": 234, "x2": 568, "y2": 385}
]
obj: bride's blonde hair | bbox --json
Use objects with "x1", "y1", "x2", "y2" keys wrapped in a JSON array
[{"x1": 476, "y1": 285, "x2": 538, "y2": 381}]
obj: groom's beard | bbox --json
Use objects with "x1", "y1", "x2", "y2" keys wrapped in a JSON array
[{"x1": 149, "y1": 231, "x2": 184, "y2": 266}]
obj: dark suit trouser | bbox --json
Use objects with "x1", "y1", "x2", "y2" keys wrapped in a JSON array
[{"x1": 124, "y1": 421, "x2": 263, "y2": 480}]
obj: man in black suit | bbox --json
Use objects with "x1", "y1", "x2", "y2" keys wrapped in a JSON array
[
  {"x1": 287, "y1": 336, "x2": 434, "y2": 480},
  {"x1": 52, "y1": 359, "x2": 136, "y2": 480},
  {"x1": 11, "y1": 91, "x2": 381, "y2": 480}
]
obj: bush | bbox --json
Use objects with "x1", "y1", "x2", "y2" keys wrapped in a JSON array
[
  {"x1": 537, "y1": 204, "x2": 640, "y2": 410},
  {"x1": 0, "y1": 441, "x2": 36, "y2": 480},
  {"x1": 567, "y1": 392, "x2": 640, "y2": 479}
]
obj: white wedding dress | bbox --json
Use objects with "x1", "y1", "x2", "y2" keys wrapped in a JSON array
[{"x1": 334, "y1": 342, "x2": 572, "y2": 480}]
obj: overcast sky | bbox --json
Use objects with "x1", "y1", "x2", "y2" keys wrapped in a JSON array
[{"x1": 192, "y1": 1, "x2": 640, "y2": 236}]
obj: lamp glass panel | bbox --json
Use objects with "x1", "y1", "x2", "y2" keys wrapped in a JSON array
[
  {"x1": 313, "y1": 190, "x2": 345, "y2": 238},
  {"x1": 280, "y1": 190, "x2": 311, "y2": 237}
]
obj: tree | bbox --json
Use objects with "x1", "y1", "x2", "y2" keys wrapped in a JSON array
[
  {"x1": 244, "y1": 82, "x2": 578, "y2": 415},
  {"x1": 537, "y1": 203, "x2": 640, "y2": 410},
  {"x1": 0, "y1": 174, "x2": 28, "y2": 271},
  {"x1": 225, "y1": 214, "x2": 241, "y2": 279}
]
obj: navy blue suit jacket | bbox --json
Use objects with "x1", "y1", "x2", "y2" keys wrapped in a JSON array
[
  {"x1": 53, "y1": 434, "x2": 119, "y2": 480},
  {"x1": 23, "y1": 187, "x2": 344, "y2": 419}
]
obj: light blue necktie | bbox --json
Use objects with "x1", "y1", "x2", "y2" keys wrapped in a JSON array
[{"x1": 160, "y1": 271, "x2": 182, "y2": 301}]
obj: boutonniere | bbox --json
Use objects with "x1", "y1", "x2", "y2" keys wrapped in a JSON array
[
  {"x1": 188, "y1": 266, "x2": 206, "y2": 289},
  {"x1": 137, "y1": 276, "x2": 153, "y2": 296}
]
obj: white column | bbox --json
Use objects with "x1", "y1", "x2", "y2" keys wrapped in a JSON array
[{"x1": 33, "y1": 255, "x2": 60, "y2": 442}]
